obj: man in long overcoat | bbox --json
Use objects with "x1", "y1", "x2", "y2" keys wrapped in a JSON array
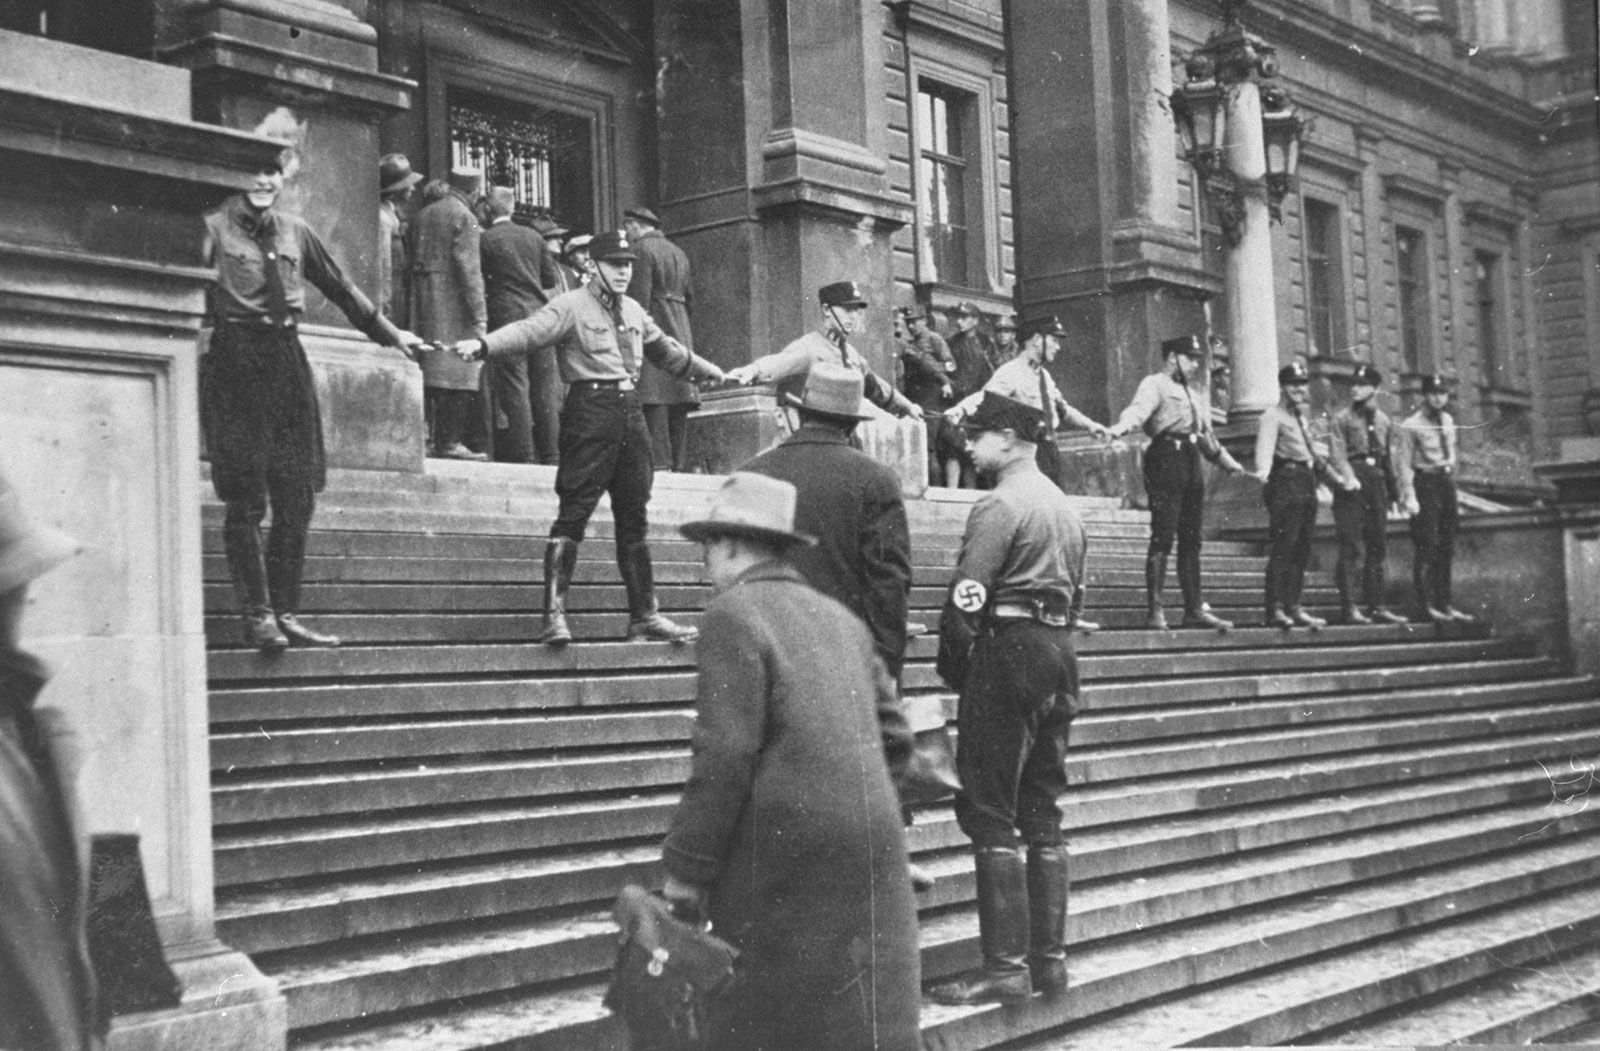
[
  {"x1": 624, "y1": 207, "x2": 700, "y2": 471},
  {"x1": 410, "y1": 167, "x2": 488, "y2": 459},
  {"x1": 663, "y1": 472, "x2": 921, "y2": 1051},
  {"x1": 481, "y1": 186, "x2": 558, "y2": 463}
]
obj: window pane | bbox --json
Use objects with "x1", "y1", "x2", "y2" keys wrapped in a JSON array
[
  {"x1": 1304, "y1": 200, "x2": 1342, "y2": 357},
  {"x1": 916, "y1": 81, "x2": 973, "y2": 288},
  {"x1": 1395, "y1": 226, "x2": 1427, "y2": 372},
  {"x1": 1476, "y1": 251, "x2": 1500, "y2": 382},
  {"x1": 449, "y1": 89, "x2": 592, "y2": 227}
]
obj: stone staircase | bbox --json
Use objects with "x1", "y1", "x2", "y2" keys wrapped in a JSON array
[{"x1": 201, "y1": 464, "x2": 1600, "y2": 1049}]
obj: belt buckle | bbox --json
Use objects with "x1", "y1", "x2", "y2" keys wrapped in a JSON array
[{"x1": 1186, "y1": 433, "x2": 1199, "y2": 445}]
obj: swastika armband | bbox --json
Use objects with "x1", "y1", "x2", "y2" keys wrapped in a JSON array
[{"x1": 951, "y1": 579, "x2": 987, "y2": 613}]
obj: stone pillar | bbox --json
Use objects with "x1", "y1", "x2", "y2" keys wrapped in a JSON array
[
  {"x1": 154, "y1": 0, "x2": 424, "y2": 474},
  {"x1": 1221, "y1": 79, "x2": 1280, "y2": 423},
  {"x1": 0, "y1": 29, "x2": 286, "y2": 1050}
]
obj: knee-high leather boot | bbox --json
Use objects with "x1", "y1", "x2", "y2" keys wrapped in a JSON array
[
  {"x1": 1027, "y1": 844, "x2": 1070, "y2": 997},
  {"x1": 928, "y1": 846, "x2": 1033, "y2": 1005},
  {"x1": 224, "y1": 502, "x2": 286, "y2": 652},
  {"x1": 538, "y1": 538, "x2": 578, "y2": 644},
  {"x1": 1145, "y1": 552, "x2": 1169, "y2": 630},
  {"x1": 618, "y1": 542, "x2": 697, "y2": 643}
]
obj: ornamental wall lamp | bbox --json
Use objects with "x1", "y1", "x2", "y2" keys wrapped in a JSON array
[{"x1": 1171, "y1": 0, "x2": 1308, "y2": 246}]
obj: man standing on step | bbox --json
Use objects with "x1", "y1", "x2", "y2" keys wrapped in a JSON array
[
  {"x1": 1327, "y1": 364, "x2": 1407, "y2": 625},
  {"x1": 1106, "y1": 335, "x2": 1247, "y2": 631},
  {"x1": 1395, "y1": 374, "x2": 1475, "y2": 624},
  {"x1": 624, "y1": 207, "x2": 699, "y2": 472},
  {"x1": 451, "y1": 231, "x2": 724, "y2": 644},
  {"x1": 898, "y1": 305, "x2": 956, "y2": 485},
  {"x1": 480, "y1": 186, "x2": 559, "y2": 464},
  {"x1": 725, "y1": 281, "x2": 923, "y2": 438},
  {"x1": 411, "y1": 168, "x2": 489, "y2": 461},
  {"x1": 1254, "y1": 361, "x2": 1342, "y2": 630},
  {"x1": 203, "y1": 156, "x2": 419, "y2": 652},
  {"x1": 930, "y1": 393, "x2": 1084, "y2": 1006}
]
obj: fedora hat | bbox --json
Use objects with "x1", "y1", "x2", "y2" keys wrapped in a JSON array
[
  {"x1": 0, "y1": 469, "x2": 80, "y2": 595},
  {"x1": 681, "y1": 473, "x2": 816, "y2": 549},
  {"x1": 784, "y1": 361, "x2": 873, "y2": 421},
  {"x1": 379, "y1": 153, "x2": 423, "y2": 194},
  {"x1": 623, "y1": 206, "x2": 661, "y2": 227}
]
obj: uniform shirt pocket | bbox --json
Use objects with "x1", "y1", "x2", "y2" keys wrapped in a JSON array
[{"x1": 582, "y1": 320, "x2": 619, "y2": 351}]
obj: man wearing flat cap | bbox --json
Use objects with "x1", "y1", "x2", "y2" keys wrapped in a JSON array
[
  {"x1": 662, "y1": 473, "x2": 921, "y2": 1049},
  {"x1": 623, "y1": 206, "x2": 699, "y2": 471},
  {"x1": 726, "y1": 281, "x2": 923, "y2": 437},
  {"x1": 1395, "y1": 374, "x2": 1473, "y2": 624},
  {"x1": 930, "y1": 392, "x2": 1085, "y2": 1007},
  {"x1": 452, "y1": 231, "x2": 725, "y2": 645},
  {"x1": 411, "y1": 167, "x2": 490, "y2": 460},
  {"x1": 948, "y1": 316, "x2": 1110, "y2": 489},
  {"x1": 1107, "y1": 334, "x2": 1247, "y2": 631},
  {"x1": 1325, "y1": 364, "x2": 1406, "y2": 625},
  {"x1": 0, "y1": 464, "x2": 102, "y2": 1049}
]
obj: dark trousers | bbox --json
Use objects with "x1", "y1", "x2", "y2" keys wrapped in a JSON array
[
  {"x1": 1410, "y1": 472, "x2": 1459, "y2": 610},
  {"x1": 529, "y1": 351, "x2": 563, "y2": 465},
  {"x1": 1144, "y1": 437, "x2": 1206, "y2": 611},
  {"x1": 1264, "y1": 461, "x2": 1317, "y2": 613},
  {"x1": 643, "y1": 402, "x2": 693, "y2": 472},
  {"x1": 953, "y1": 622, "x2": 1078, "y2": 849},
  {"x1": 1334, "y1": 460, "x2": 1389, "y2": 610},
  {"x1": 490, "y1": 355, "x2": 533, "y2": 463},
  {"x1": 427, "y1": 387, "x2": 478, "y2": 452},
  {"x1": 1035, "y1": 437, "x2": 1063, "y2": 491},
  {"x1": 552, "y1": 384, "x2": 653, "y2": 549},
  {"x1": 201, "y1": 324, "x2": 322, "y2": 616}
]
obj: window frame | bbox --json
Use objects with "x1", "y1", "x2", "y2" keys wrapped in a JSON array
[
  {"x1": 1394, "y1": 223, "x2": 1432, "y2": 374},
  {"x1": 1300, "y1": 195, "x2": 1349, "y2": 359},
  {"x1": 1472, "y1": 248, "x2": 1506, "y2": 386}
]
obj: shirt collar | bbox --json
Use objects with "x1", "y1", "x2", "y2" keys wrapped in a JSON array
[
  {"x1": 490, "y1": 215, "x2": 512, "y2": 226},
  {"x1": 229, "y1": 196, "x2": 277, "y2": 238}
]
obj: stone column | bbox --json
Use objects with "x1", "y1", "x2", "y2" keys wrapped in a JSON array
[
  {"x1": 1221, "y1": 79, "x2": 1280, "y2": 423},
  {"x1": 1003, "y1": 0, "x2": 1219, "y2": 423},
  {"x1": 1, "y1": 29, "x2": 287, "y2": 1050},
  {"x1": 154, "y1": 0, "x2": 423, "y2": 474}
]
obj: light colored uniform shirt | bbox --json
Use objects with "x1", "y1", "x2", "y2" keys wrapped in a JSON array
[
  {"x1": 1394, "y1": 408, "x2": 1458, "y2": 507},
  {"x1": 953, "y1": 356, "x2": 1098, "y2": 432},
  {"x1": 1114, "y1": 371, "x2": 1211, "y2": 438},
  {"x1": 1254, "y1": 403, "x2": 1316, "y2": 470},
  {"x1": 482, "y1": 282, "x2": 715, "y2": 386},
  {"x1": 747, "y1": 330, "x2": 899, "y2": 411}
]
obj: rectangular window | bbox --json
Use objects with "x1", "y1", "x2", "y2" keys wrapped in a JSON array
[
  {"x1": 1395, "y1": 225, "x2": 1429, "y2": 372},
  {"x1": 449, "y1": 88, "x2": 592, "y2": 226},
  {"x1": 916, "y1": 81, "x2": 971, "y2": 288},
  {"x1": 1475, "y1": 251, "x2": 1503, "y2": 384},
  {"x1": 1303, "y1": 199, "x2": 1346, "y2": 357}
]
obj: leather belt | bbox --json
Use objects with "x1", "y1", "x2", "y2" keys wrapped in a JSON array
[
  {"x1": 1351, "y1": 454, "x2": 1385, "y2": 465},
  {"x1": 991, "y1": 601, "x2": 1070, "y2": 628},
  {"x1": 1414, "y1": 465, "x2": 1453, "y2": 476},
  {"x1": 572, "y1": 378, "x2": 635, "y2": 391},
  {"x1": 216, "y1": 317, "x2": 297, "y2": 332},
  {"x1": 1273, "y1": 458, "x2": 1314, "y2": 470}
]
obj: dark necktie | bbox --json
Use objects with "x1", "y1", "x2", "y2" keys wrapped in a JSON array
[
  {"x1": 253, "y1": 212, "x2": 290, "y2": 326},
  {"x1": 828, "y1": 329, "x2": 849, "y2": 365},
  {"x1": 1438, "y1": 414, "x2": 1452, "y2": 466},
  {"x1": 602, "y1": 290, "x2": 636, "y2": 375},
  {"x1": 1037, "y1": 366, "x2": 1056, "y2": 430},
  {"x1": 1294, "y1": 408, "x2": 1319, "y2": 467}
]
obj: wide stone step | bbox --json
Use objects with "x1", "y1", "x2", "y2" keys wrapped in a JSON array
[
  {"x1": 207, "y1": 628, "x2": 1502, "y2": 683},
  {"x1": 283, "y1": 808, "x2": 1600, "y2": 1049},
  {"x1": 921, "y1": 832, "x2": 1600, "y2": 1051},
  {"x1": 213, "y1": 722, "x2": 1600, "y2": 887},
  {"x1": 210, "y1": 696, "x2": 1600, "y2": 826},
  {"x1": 216, "y1": 761, "x2": 1573, "y2": 956},
  {"x1": 1020, "y1": 866, "x2": 1600, "y2": 1049},
  {"x1": 1312, "y1": 940, "x2": 1600, "y2": 1046},
  {"x1": 210, "y1": 676, "x2": 1593, "y2": 772}
]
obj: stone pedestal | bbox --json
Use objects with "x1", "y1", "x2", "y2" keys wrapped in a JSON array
[
  {"x1": 1002, "y1": 0, "x2": 1219, "y2": 421},
  {"x1": 0, "y1": 28, "x2": 286, "y2": 1050},
  {"x1": 155, "y1": 0, "x2": 422, "y2": 474}
]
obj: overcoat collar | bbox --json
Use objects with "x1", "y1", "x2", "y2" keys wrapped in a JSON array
[
  {"x1": 781, "y1": 423, "x2": 853, "y2": 448},
  {"x1": 731, "y1": 560, "x2": 805, "y2": 589}
]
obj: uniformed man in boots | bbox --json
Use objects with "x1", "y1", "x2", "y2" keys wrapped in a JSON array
[
  {"x1": 1327, "y1": 364, "x2": 1406, "y2": 624},
  {"x1": 1254, "y1": 361, "x2": 1343, "y2": 629},
  {"x1": 1107, "y1": 335, "x2": 1246, "y2": 630},
  {"x1": 452, "y1": 231, "x2": 725, "y2": 644},
  {"x1": 203, "y1": 156, "x2": 419, "y2": 652},
  {"x1": 929, "y1": 393, "x2": 1085, "y2": 1006},
  {"x1": 1395, "y1": 374, "x2": 1474, "y2": 624}
]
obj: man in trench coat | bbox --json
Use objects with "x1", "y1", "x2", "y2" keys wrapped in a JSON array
[
  {"x1": 624, "y1": 207, "x2": 700, "y2": 471},
  {"x1": 410, "y1": 167, "x2": 488, "y2": 459}
]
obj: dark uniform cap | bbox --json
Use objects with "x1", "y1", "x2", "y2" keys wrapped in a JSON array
[
  {"x1": 955, "y1": 301, "x2": 981, "y2": 316},
  {"x1": 623, "y1": 206, "x2": 661, "y2": 226},
  {"x1": 996, "y1": 314, "x2": 1018, "y2": 332},
  {"x1": 902, "y1": 304, "x2": 927, "y2": 322},
  {"x1": 819, "y1": 281, "x2": 869, "y2": 308},
  {"x1": 1420, "y1": 374, "x2": 1450, "y2": 394},
  {"x1": 961, "y1": 392, "x2": 1046, "y2": 440},
  {"x1": 588, "y1": 231, "x2": 637, "y2": 262},
  {"x1": 1161, "y1": 335, "x2": 1206, "y2": 359},
  {"x1": 1020, "y1": 315, "x2": 1066, "y2": 342},
  {"x1": 1279, "y1": 361, "x2": 1311, "y2": 386},
  {"x1": 1352, "y1": 363, "x2": 1383, "y2": 387}
]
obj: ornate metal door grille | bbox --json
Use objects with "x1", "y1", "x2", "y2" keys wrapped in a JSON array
[{"x1": 449, "y1": 98, "x2": 557, "y2": 212}]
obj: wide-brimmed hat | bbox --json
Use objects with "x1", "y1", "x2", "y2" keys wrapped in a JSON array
[
  {"x1": 379, "y1": 153, "x2": 423, "y2": 193},
  {"x1": 623, "y1": 206, "x2": 661, "y2": 227},
  {"x1": 783, "y1": 361, "x2": 873, "y2": 421},
  {"x1": 960, "y1": 391, "x2": 1046, "y2": 441},
  {"x1": 681, "y1": 473, "x2": 816, "y2": 549},
  {"x1": 819, "y1": 281, "x2": 869, "y2": 308},
  {"x1": 589, "y1": 231, "x2": 637, "y2": 262},
  {"x1": 0, "y1": 469, "x2": 81, "y2": 595}
]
